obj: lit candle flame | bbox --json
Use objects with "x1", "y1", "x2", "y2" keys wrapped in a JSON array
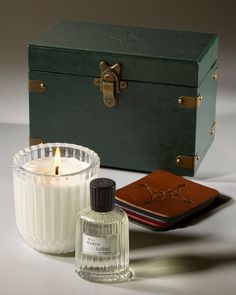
[{"x1": 54, "y1": 147, "x2": 61, "y2": 175}]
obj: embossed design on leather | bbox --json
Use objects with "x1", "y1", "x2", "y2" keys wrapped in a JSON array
[
  {"x1": 110, "y1": 32, "x2": 144, "y2": 43},
  {"x1": 141, "y1": 183, "x2": 194, "y2": 206},
  {"x1": 115, "y1": 170, "x2": 219, "y2": 220}
]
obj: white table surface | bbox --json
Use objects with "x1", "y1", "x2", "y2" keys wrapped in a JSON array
[{"x1": 0, "y1": 89, "x2": 236, "y2": 295}]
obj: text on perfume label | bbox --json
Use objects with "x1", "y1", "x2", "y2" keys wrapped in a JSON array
[{"x1": 82, "y1": 233, "x2": 117, "y2": 256}]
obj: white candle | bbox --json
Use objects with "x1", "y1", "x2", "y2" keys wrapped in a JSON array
[{"x1": 13, "y1": 143, "x2": 100, "y2": 254}]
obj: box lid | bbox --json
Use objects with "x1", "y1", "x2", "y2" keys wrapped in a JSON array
[{"x1": 29, "y1": 21, "x2": 218, "y2": 87}]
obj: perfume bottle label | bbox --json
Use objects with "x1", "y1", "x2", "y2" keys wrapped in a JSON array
[{"x1": 82, "y1": 233, "x2": 117, "y2": 256}]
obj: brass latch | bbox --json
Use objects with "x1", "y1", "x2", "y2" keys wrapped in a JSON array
[
  {"x1": 94, "y1": 61, "x2": 127, "y2": 107},
  {"x1": 176, "y1": 154, "x2": 200, "y2": 169},
  {"x1": 178, "y1": 95, "x2": 203, "y2": 109}
]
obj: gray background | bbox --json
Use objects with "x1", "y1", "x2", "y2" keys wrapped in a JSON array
[{"x1": 0, "y1": 0, "x2": 235, "y2": 124}]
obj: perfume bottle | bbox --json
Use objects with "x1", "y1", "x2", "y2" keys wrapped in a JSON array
[{"x1": 75, "y1": 178, "x2": 130, "y2": 283}]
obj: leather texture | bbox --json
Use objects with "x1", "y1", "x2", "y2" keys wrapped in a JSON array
[
  {"x1": 28, "y1": 21, "x2": 218, "y2": 176},
  {"x1": 29, "y1": 20, "x2": 218, "y2": 87},
  {"x1": 115, "y1": 170, "x2": 219, "y2": 224}
]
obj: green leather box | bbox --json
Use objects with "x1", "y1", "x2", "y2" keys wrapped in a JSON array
[{"x1": 28, "y1": 21, "x2": 218, "y2": 176}]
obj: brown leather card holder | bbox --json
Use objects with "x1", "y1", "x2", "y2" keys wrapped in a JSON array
[{"x1": 115, "y1": 170, "x2": 219, "y2": 229}]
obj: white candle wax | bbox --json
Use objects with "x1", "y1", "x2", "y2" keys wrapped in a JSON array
[
  {"x1": 14, "y1": 157, "x2": 91, "y2": 253},
  {"x1": 23, "y1": 157, "x2": 89, "y2": 176}
]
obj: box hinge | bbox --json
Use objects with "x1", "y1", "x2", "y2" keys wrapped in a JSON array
[
  {"x1": 178, "y1": 95, "x2": 203, "y2": 109},
  {"x1": 94, "y1": 61, "x2": 127, "y2": 108},
  {"x1": 176, "y1": 154, "x2": 200, "y2": 169},
  {"x1": 29, "y1": 80, "x2": 46, "y2": 93},
  {"x1": 29, "y1": 137, "x2": 45, "y2": 146}
]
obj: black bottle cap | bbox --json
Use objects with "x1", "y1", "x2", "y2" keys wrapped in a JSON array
[{"x1": 90, "y1": 178, "x2": 116, "y2": 212}]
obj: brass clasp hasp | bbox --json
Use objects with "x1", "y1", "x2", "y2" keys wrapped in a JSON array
[{"x1": 94, "y1": 61, "x2": 127, "y2": 107}]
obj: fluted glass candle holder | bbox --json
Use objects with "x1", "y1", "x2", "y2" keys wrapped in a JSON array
[{"x1": 13, "y1": 143, "x2": 100, "y2": 254}]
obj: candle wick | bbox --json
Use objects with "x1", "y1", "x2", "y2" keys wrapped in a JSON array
[{"x1": 55, "y1": 166, "x2": 59, "y2": 175}]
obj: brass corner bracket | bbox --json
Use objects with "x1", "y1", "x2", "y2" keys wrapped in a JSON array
[
  {"x1": 178, "y1": 95, "x2": 203, "y2": 109},
  {"x1": 176, "y1": 154, "x2": 200, "y2": 169},
  {"x1": 29, "y1": 80, "x2": 46, "y2": 93},
  {"x1": 94, "y1": 61, "x2": 127, "y2": 108},
  {"x1": 29, "y1": 137, "x2": 45, "y2": 146},
  {"x1": 212, "y1": 69, "x2": 218, "y2": 81},
  {"x1": 210, "y1": 122, "x2": 216, "y2": 139}
]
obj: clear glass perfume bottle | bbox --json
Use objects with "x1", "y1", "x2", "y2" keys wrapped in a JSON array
[{"x1": 75, "y1": 178, "x2": 130, "y2": 283}]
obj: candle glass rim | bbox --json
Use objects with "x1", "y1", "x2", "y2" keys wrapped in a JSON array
[{"x1": 12, "y1": 142, "x2": 100, "y2": 178}]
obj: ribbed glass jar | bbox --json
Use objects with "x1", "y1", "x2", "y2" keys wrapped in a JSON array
[
  {"x1": 75, "y1": 207, "x2": 130, "y2": 283},
  {"x1": 12, "y1": 143, "x2": 100, "y2": 254}
]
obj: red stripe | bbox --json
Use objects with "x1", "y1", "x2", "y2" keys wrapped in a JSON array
[{"x1": 124, "y1": 207, "x2": 174, "y2": 228}]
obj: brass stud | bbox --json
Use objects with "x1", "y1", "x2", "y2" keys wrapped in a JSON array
[
  {"x1": 178, "y1": 97, "x2": 183, "y2": 105},
  {"x1": 105, "y1": 98, "x2": 113, "y2": 106},
  {"x1": 176, "y1": 158, "x2": 181, "y2": 164},
  {"x1": 212, "y1": 70, "x2": 218, "y2": 81},
  {"x1": 210, "y1": 129, "x2": 215, "y2": 135},
  {"x1": 196, "y1": 155, "x2": 200, "y2": 161},
  {"x1": 94, "y1": 78, "x2": 100, "y2": 86},
  {"x1": 120, "y1": 81, "x2": 128, "y2": 89},
  {"x1": 40, "y1": 82, "x2": 46, "y2": 90},
  {"x1": 198, "y1": 95, "x2": 203, "y2": 101}
]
